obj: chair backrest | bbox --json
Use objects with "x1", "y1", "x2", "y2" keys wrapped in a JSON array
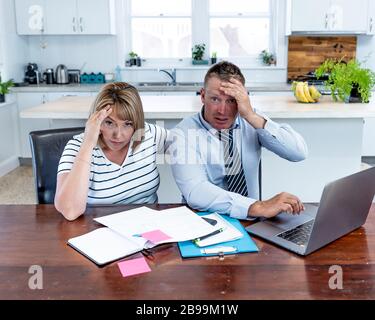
[{"x1": 29, "y1": 127, "x2": 85, "y2": 204}]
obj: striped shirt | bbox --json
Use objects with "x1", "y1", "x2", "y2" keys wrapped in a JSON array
[{"x1": 57, "y1": 123, "x2": 168, "y2": 205}]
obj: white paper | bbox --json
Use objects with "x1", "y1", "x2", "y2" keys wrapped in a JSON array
[
  {"x1": 195, "y1": 213, "x2": 243, "y2": 247},
  {"x1": 94, "y1": 206, "x2": 219, "y2": 243}
]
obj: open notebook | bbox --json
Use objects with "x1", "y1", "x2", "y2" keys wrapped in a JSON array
[{"x1": 67, "y1": 206, "x2": 220, "y2": 266}]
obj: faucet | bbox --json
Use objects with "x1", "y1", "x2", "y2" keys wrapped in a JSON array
[{"x1": 158, "y1": 68, "x2": 176, "y2": 86}]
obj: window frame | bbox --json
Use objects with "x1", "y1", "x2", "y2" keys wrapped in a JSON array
[{"x1": 123, "y1": 0, "x2": 278, "y2": 68}]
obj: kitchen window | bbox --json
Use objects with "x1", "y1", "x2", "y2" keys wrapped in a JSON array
[
  {"x1": 129, "y1": 0, "x2": 192, "y2": 58},
  {"x1": 125, "y1": 0, "x2": 276, "y2": 66},
  {"x1": 209, "y1": 0, "x2": 272, "y2": 58}
]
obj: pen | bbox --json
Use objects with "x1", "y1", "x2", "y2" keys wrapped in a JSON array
[
  {"x1": 193, "y1": 228, "x2": 224, "y2": 243},
  {"x1": 201, "y1": 246, "x2": 238, "y2": 254}
]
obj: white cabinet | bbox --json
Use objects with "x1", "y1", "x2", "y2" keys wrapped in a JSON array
[
  {"x1": 17, "y1": 92, "x2": 50, "y2": 157},
  {"x1": 15, "y1": 0, "x2": 46, "y2": 35},
  {"x1": 75, "y1": 0, "x2": 116, "y2": 35},
  {"x1": 289, "y1": 0, "x2": 369, "y2": 34},
  {"x1": 15, "y1": 0, "x2": 115, "y2": 35},
  {"x1": 362, "y1": 118, "x2": 375, "y2": 156},
  {"x1": 0, "y1": 100, "x2": 20, "y2": 177},
  {"x1": 44, "y1": 0, "x2": 77, "y2": 35},
  {"x1": 368, "y1": 0, "x2": 375, "y2": 35}
]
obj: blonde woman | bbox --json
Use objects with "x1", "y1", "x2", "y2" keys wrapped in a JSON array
[{"x1": 55, "y1": 82, "x2": 168, "y2": 221}]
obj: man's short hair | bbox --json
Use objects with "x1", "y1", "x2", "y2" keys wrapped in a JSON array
[{"x1": 204, "y1": 61, "x2": 245, "y2": 88}]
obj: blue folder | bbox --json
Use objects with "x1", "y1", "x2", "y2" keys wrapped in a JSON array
[{"x1": 178, "y1": 212, "x2": 259, "y2": 258}]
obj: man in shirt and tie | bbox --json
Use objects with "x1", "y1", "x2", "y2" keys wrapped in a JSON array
[{"x1": 169, "y1": 61, "x2": 308, "y2": 220}]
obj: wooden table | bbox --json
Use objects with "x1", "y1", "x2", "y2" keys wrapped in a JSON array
[{"x1": 1, "y1": 204, "x2": 374, "y2": 300}]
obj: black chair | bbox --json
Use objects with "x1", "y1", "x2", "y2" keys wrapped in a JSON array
[{"x1": 29, "y1": 127, "x2": 85, "y2": 204}]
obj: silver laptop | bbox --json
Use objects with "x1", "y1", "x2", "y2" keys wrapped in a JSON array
[{"x1": 246, "y1": 166, "x2": 375, "y2": 256}]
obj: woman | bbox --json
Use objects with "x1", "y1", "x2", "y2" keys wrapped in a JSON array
[{"x1": 55, "y1": 82, "x2": 168, "y2": 221}]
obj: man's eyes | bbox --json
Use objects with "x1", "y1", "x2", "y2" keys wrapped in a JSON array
[{"x1": 210, "y1": 97, "x2": 236, "y2": 104}]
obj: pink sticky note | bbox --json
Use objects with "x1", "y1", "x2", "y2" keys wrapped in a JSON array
[
  {"x1": 118, "y1": 257, "x2": 151, "y2": 278},
  {"x1": 141, "y1": 229, "x2": 172, "y2": 244}
]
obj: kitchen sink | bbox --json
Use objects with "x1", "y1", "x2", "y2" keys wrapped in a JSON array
[
  {"x1": 137, "y1": 82, "x2": 172, "y2": 86},
  {"x1": 136, "y1": 82, "x2": 203, "y2": 87},
  {"x1": 176, "y1": 82, "x2": 203, "y2": 86}
]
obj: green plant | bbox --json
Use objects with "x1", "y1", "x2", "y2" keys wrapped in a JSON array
[
  {"x1": 0, "y1": 77, "x2": 14, "y2": 95},
  {"x1": 211, "y1": 51, "x2": 217, "y2": 58},
  {"x1": 260, "y1": 50, "x2": 276, "y2": 66},
  {"x1": 315, "y1": 58, "x2": 375, "y2": 103},
  {"x1": 129, "y1": 51, "x2": 138, "y2": 58},
  {"x1": 192, "y1": 44, "x2": 205, "y2": 60}
]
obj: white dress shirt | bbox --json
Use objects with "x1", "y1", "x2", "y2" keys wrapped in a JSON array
[{"x1": 168, "y1": 107, "x2": 308, "y2": 220}]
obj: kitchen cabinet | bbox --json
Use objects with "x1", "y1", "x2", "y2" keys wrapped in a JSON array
[
  {"x1": 44, "y1": 0, "x2": 115, "y2": 35},
  {"x1": 16, "y1": 92, "x2": 50, "y2": 157},
  {"x1": 15, "y1": 0, "x2": 115, "y2": 35},
  {"x1": 288, "y1": 0, "x2": 369, "y2": 34},
  {"x1": 368, "y1": 0, "x2": 375, "y2": 35},
  {"x1": 15, "y1": 0, "x2": 46, "y2": 35},
  {"x1": 0, "y1": 100, "x2": 19, "y2": 177},
  {"x1": 362, "y1": 118, "x2": 375, "y2": 156}
]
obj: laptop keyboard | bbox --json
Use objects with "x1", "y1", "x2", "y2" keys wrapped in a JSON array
[{"x1": 277, "y1": 219, "x2": 315, "y2": 246}]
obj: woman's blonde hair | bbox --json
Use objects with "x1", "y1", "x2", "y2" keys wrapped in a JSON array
[{"x1": 90, "y1": 82, "x2": 145, "y2": 150}]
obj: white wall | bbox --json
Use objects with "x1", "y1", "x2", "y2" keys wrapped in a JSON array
[
  {"x1": 27, "y1": 35, "x2": 119, "y2": 74},
  {"x1": 0, "y1": 0, "x2": 28, "y2": 82}
]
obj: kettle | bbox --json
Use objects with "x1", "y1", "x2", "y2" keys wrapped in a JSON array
[{"x1": 55, "y1": 64, "x2": 69, "y2": 84}]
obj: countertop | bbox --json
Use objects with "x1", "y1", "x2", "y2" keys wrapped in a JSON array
[
  {"x1": 20, "y1": 94, "x2": 375, "y2": 119},
  {"x1": 11, "y1": 82, "x2": 292, "y2": 93}
]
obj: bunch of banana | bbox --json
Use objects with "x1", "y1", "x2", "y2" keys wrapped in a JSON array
[{"x1": 291, "y1": 81, "x2": 321, "y2": 103}]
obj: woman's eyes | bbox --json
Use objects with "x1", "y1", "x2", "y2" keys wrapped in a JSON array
[
  {"x1": 211, "y1": 97, "x2": 219, "y2": 102},
  {"x1": 103, "y1": 119, "x2": 133, "y2": 128}
]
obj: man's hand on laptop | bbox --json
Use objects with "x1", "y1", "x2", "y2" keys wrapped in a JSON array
[{"x1": 248, "y1": 192, "x2": 305, "y2": 218}]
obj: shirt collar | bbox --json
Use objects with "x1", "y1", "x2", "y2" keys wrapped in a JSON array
[{"x1": 198, "y1": 106, "x2": 240, "y2": 135}]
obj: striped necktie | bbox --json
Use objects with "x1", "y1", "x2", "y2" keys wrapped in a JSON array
[{"x1": 219, "y1": 129, "x2": 248, "y2": 197}]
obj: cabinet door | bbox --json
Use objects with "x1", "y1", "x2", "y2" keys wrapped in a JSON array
[
  {"x1": 17, "y1": 93, "x2": 50, "y2": 158},
  {"x1": 15, "y1": 0, "x2": 46, "y2": 35},
  {"x1": 368, "y1": 0, "x2": 375, "y2": 34},
  {"x1": 362, "y1": 118, "x2": 375, "y2": 156},
  {"x1": 329, "y1": 0, "x2": 368, "y2": 32},
  {"x1": 76, "y1": 0, "x2": 115, "y2": 34},
  {"x1": 44, "y1": 0, "x2": 77, "y2": 35},
  {"x1": 291, "y1": 0, "x2": 330, "y2": 32}
]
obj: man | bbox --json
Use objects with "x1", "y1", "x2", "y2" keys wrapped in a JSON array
[{"x1": 169, "y1": 61, "x2": 308, "y2": 220}]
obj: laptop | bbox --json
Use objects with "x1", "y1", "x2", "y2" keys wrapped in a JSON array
[{"x1": 246, "y1": 166, "x2": 375, "y2": 256}]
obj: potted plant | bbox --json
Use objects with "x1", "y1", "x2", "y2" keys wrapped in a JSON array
[
  {"x1": 128, "y1": 51, "x2": 138, "y2": 66},
  {"x1": 192, "y1": 44, "x2": 208, "y2": 65},
  {"x1": 315, "y1": 58, "x2": 375, "y2": 103},
  {"x1": 211, "y1": 52, "x2": 217, "y2": 65},
  {"x1": 0, "y1": 77, "x2": 14, "y2": 103},
  {"x1": 259, "y1": 50, "x2": 276, "y2": 66}
]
